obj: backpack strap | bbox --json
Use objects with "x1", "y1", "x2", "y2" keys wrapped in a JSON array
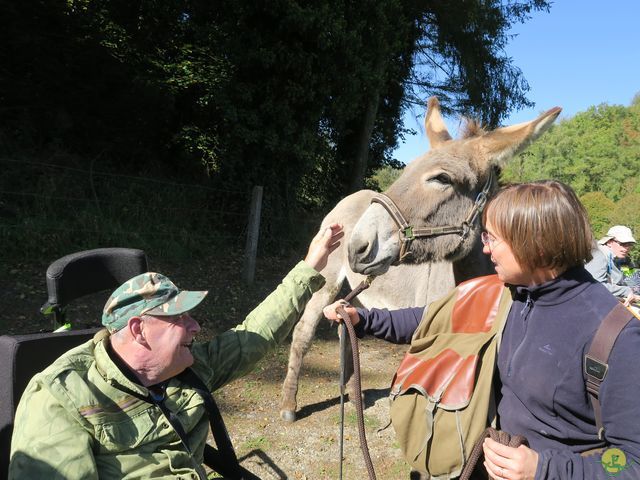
[
  {"x1": 584, "y1": 303, "x2": 634, "y2": 440},
  {"x1": 178, "y1": 368, "x2": 260, "y2": 480}
]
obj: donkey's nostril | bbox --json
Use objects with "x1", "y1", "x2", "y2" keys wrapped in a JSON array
[
  {"x1": 348, "y1": 240, "x2": 373, "y2": 267},
  {"x1": 355, "y1": 243, "x2": 369, "y2": 256}
]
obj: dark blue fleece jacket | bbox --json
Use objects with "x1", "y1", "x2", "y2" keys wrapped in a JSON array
[{"x1": 357, "y1": 267, "x2": 640, "y2": 479}]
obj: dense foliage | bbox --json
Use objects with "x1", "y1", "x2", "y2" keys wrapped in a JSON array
[
  {"x1": 502, "y1": 95, "x2": 640, "y2": 258},
  {"x1": 1, "y1": 0, "x2": 549, "y2": 213}
]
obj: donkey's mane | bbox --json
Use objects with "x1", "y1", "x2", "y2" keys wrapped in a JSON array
[{"x1": 460, "y1": 118, "x2": 486, "y2": 139}]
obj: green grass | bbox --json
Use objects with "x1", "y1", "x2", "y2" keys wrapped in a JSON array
[
  {"x1": 241, "y1": 435, "x2": 271, "y2": 451},
  {"x1": 331, "y1": 410, "x2": 381, "y2": 430},
  {"x1": 239, "y1": 380, "x2": 264, "y2": 402}
]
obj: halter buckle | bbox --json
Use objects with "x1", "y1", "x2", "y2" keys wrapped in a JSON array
[
  {"x1": 460, "y1": 222, "x2": 471, "y2": 240},
  {"x1": 401, "y1": 225, "x2": 415, "y2": 241}
]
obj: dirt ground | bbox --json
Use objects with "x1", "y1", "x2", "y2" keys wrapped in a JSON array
[
  {"x1": 1, "y1": 251, "x2": 413, "y2": 479},
  {"x1": 218, "y1": 324, "x2": 411, "y2": 479}
]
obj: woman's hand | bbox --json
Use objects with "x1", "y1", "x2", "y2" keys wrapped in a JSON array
[
  {"x1": 304, "y1": 223, "x2": 344, "y2": 272},
  {"x1": 322, "y1": 300, "x2": 360, "y2": 326},
  {"x1": 482, "y1": 437, "x2": 538, "y2": 480}
]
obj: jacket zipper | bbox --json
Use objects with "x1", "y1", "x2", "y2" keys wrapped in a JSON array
[{"x1": 507, "y1": 292, "x2": 534, "y2": 377}]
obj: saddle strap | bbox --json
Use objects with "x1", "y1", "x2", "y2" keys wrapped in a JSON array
[{"x1": 459, "y1": 427, "x2": 528, "y2": 480}]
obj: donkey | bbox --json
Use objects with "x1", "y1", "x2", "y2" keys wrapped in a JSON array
[
  {"x1": 348, "y1": 97, "x2": 561, "y2": 277},
  {"x1": 280, "y1": 192, "x2": 456, "y2": 422},
  {"x1": 279, "y1": 97, "x2": 561, "y2": 422}
]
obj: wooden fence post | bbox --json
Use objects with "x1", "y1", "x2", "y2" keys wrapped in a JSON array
[{"x1": 243, "y1": 185, "x2": 263, "y2": 285}]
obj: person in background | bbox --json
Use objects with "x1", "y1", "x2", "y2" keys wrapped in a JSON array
[
  {"x1": 9, "y1": 224, "x2": 343, "y2": 479},
  {"x1": 613, "y1": 254, "x2": 636, "y2": 272},
  {"x1": 325, "y1": 181, "x2": 640, "y2": 479},
  {"x1": 585, "y1": 225, "x2": 640, "y2": 305}
]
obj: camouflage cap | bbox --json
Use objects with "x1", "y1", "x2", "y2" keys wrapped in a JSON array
[{"x1": 102, "y1": 272, "x2": 208, "y2": 332}]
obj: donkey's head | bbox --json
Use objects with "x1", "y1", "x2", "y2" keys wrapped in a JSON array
[{"x1": 348, "y1": 97, "x2": 561, "y2": 276}]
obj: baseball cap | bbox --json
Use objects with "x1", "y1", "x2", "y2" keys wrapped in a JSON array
[
  {"x1": 598, "y1": 225, "x2": 636, "y2": 245},
  {"x1": 102, "y1": 272, "x2": 208, "y2": 332}
]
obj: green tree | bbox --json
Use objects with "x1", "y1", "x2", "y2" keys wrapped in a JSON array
[
  {"x1": 370, "y1": 165, "x2": 404, "y2": 191},
  {"x1": 580, "y1": 192, "x2": 615, "y2": 238},
  {"x1": 407, "y1": 0, "x2": 551, "y2": 128},
  {"x1": 1, "y1": 0, "x2": 552, "y2": 213},
  {"x1": 309, "y1": 0, "x2": 552, "y2": 202},
  {"x1": 503, "y1": 100, "x2": 640, "y2": 201}
]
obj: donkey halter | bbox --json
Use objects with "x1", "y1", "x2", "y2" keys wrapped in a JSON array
[{"x1": 370, "y1": 168, "x2": 496, "y2": 263}]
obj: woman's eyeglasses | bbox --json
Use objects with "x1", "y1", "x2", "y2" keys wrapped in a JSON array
[{"x1": 481, "y1": 231, "x2": 501, "y2": 249}]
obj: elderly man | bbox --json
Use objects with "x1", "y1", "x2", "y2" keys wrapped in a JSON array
[
  {"x1": 9, "y1": 224, "x2": 343, "y2": 479},
  {"x1": 585, "y1": 224, "x2": 639, "y2": 305}
]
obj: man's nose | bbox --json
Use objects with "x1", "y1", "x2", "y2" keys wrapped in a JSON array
[{"x1": 184, "y1": 313, "x2": 201, "y2": 333}]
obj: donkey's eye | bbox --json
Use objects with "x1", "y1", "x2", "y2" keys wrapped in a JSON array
[{"x1": 429, "y1": 173, "x2": 452, "y2": 185}]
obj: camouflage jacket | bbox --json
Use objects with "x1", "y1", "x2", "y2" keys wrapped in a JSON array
[{"x1": 9, "y1": 261, "x2": 325, "y2": 479}]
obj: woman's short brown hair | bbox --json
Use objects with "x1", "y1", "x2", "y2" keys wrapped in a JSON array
[{"x1": 483, "y1": 180, "x2": 594, "y2": 273}]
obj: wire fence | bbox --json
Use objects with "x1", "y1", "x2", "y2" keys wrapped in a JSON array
[{"x1": 0, "y1": 157, "x2": 323, "y2": 264}]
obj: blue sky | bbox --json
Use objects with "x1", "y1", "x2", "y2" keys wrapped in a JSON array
[{"x1": 395, "y1": 1, "x2": 640, "y2": 164}]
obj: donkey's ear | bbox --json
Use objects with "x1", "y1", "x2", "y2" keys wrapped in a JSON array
[
  {"x1": 476, "y1": 106, "x2": 562, "y2": 168},
  {"x1": 425, "y1": 97, "x2": 452, "y2": 148}
]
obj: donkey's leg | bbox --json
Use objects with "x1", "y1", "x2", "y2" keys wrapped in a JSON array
[{"x1": 280, "y1": 285, "x2": 339, "y2": 422}]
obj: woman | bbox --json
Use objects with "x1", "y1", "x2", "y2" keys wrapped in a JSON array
[{"x1": 325, "y1": 180, "x2": 640, "y2": 479}]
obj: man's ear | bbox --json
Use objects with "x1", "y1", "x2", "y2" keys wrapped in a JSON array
[{"x1": 127, "y1": 316, "x2": 148, "y2": 346}]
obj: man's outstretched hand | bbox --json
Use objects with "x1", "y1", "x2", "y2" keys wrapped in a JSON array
[{"x1": 304, "y1": 223, "x2": 344, "y2": 273}]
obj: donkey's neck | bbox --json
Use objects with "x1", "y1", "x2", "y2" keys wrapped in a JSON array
[{"x1": 452, "y1": 239, "x2": 495, "y2": 284}]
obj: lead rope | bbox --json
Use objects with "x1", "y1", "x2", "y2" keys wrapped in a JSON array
[
  {"x1": 459, "y1": 427, "x2": 528, "y2": 480},
  {"x1": 335, "y1": 276, "x2": 376, "y2": 480}
]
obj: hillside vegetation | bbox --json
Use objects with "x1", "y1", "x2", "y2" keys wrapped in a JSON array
[{"x1": 502, "y1": 94, "x2": 640, "y2": 249}]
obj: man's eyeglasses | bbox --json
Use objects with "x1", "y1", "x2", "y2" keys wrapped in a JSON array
[{"x1": 481, "y1": 231, "x2": 501, "y2": 249}]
